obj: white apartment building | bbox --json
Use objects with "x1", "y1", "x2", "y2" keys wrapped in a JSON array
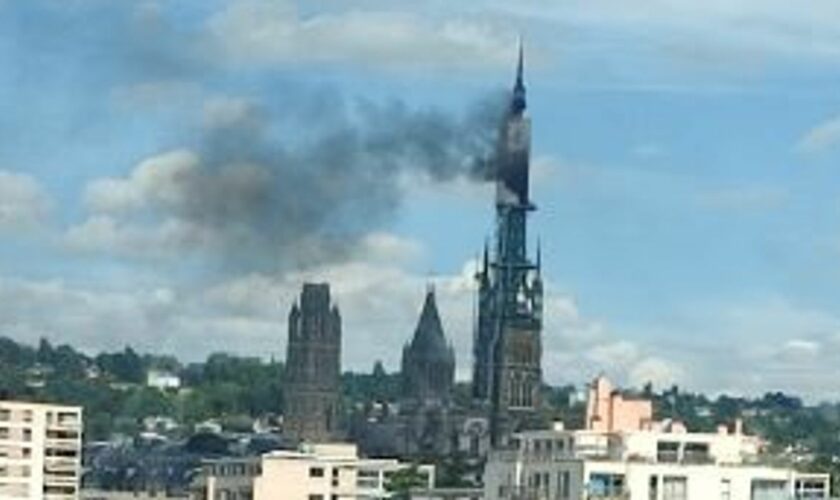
[
  {"x1": 191, "y1": 443, "x2": 435, "y2": 500},
  {"x1": 484, "y1": 423, "x2": 829, "y2": 500},
  {"x1": 483, "y1": 377, "x2": 831, "y2": 500},
  {"x1": 0, "y1": 400, "x2": 83, "y2": 499},
  {"x1": 146, "y1": 370, "x2": 182, "y2": 391}
]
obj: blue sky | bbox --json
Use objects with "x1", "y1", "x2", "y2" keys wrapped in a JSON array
[{"x1": 3, "y1": 0, "x2": 840, "y2": 400}]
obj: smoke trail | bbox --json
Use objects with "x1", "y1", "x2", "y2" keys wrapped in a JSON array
[
  {"x1": 30, "y1": 1, "x2": 512, "y2": 273},
  {"x1": 87, "y1": 90, "x2": 509, "y2": 274}
]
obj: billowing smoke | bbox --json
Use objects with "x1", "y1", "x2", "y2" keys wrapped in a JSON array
[
  {"x1": 197, "y1": 91, "x2": 507, "y2": 271},
  {"x1": 78, "y1": 90, "x2": 509, "y2": 274},
  {"x1": 38, "y1": 1, "x2": 513, "y2": 274}
]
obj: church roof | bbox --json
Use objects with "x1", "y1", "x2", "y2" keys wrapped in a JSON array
[{"x1": 408, "y1": 289, "x2": 451, "y2": 359}]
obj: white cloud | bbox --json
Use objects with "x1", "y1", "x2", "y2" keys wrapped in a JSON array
[
  {"x1": 3, "y1": 222, "x2": 684, "y2": 393},
  {"x1": 503, "y1": 0, "x2": 840, "y2": 66},
  {"x1": 207, "y1": 0, "x2": 513, "y2": 70},
  {"x1": 65, "y1": 215, "x2": 215, "y2": 260},
  {"x1": 83, "y1": 150, "x2": 199, "y2": 214},
  {"x1": 776, "y1": 339, "x2": 821, "y2": 363},
  {"x1": 0, "y1": 170, "x2": 50, "y2": 230},
  {"x1": 658, "y1": 296, "x2": 840, "y2": 400},
  {"x1": 797, "y1": 115, "x2": 840, "y2": 154},
  {"x1": 696, "y1": 186, "x2": 789, "y2": 212},
  {"x1": 202, "y1": 96, "x2": 262, "y2": 130},
  {"x1": 110, "y1": 81, "x2": 203, "y2": 111}
]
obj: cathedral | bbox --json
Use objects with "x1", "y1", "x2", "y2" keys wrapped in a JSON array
[
  {"x1": 472, "y1": 44, "x2": 544, "y2": 445},
  {"x1": 284, "y1": 46, "x2": 543, "y2": 458},
  {"x1": 284, "y1": 283, "x2": 342, "y2": 443},
  {"x1": 400, "y1": 287, "x2": 455, "y2": 406}
]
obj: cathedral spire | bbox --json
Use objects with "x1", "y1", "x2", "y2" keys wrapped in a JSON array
[{"x1": 512, "y1": 38, "x2": 526, "y2": 114}]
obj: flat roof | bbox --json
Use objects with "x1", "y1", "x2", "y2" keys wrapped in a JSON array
[{"x1": 0, "y1": 400, "x2": 83, "y2": 411}]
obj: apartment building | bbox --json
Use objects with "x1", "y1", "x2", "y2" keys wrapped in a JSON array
[
  {"x1": 0, "y1": 400, "x2": 83, "y2": 499},
  {"x1": 191, "y1": 443, "x2": 434, "y2": 500},
  {"x1": 483, "y1": 377, "x2": 830, "y2": 500}
]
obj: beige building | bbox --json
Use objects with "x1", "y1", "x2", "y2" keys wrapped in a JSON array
[
  {"x1": 585, "y1": 376, "x2": 653, "y2": 433},
  {"x1": 484, "y1": 378, "x2": 830, "y2": 500},
  {"x1": 191, "y1": 443, "x2": 434, "y2": 500},
  {"x1": 82, "y1": 491, "x2": 188, "y2": 500},
  {"x1": 0, "y1": 400, "x2": 83, "y2": 499}
]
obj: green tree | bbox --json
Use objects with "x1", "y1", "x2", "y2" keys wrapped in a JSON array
[{"x1": 385, "y1": 465, "x2": 428, "y2": 499}]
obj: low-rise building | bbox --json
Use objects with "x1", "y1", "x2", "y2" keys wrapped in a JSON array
[
  {"x1": 0, "y1": 400, "x2": 83, "y2": 499},
  {"x1": 191, "y1": 443, "x2": 434, "y2": 500},
  {"x1": 82, "y1": 490, "x2": 189, "y2": 500},
  {"x1": 409, "y1": 487, "x2": 484, "y2": 500},
  {"x1": 146, "y1": 370, "x2": 182, "y2": 391},
  {"x1": 483, "y1": 378, "x2": 831, "y2": 500}
]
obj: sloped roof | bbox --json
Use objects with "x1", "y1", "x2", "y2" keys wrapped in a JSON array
[{"x1": 407, "y1": 290, "x2": 450, "y2": 359}]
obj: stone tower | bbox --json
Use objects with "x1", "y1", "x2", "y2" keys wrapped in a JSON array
[
  {"x1": 472, "y1": 43, "x2": 544, "y2": 446},
  {"x1": 401, "y1": 287, "x2": 455, "y2": 405},
  {"x1": 284, "y1": 283, "x2": 342, "y2": 443}
]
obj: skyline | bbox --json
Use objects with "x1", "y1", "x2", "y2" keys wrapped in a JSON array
[{"x1": 3, "y1": 1, "x2": 840, "y2": 400}]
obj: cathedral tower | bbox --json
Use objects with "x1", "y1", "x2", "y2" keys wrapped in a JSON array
[
  {"x1": 472, "y1": 44, "x2": 544, "y2": 445},
  {"x1": 284, "y1": 283, "x2": 342, "y2": 443},
  {"x1": 401, "y1": 287, "x2": 456, "y2": 406}
]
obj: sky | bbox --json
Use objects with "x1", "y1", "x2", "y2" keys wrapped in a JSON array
[{"x1": 3, "y1": 0, "x2": 840, "y2": 401}]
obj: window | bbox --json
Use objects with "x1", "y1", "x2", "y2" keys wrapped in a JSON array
[
  {"x1": 684, "y1": 442, "x2": 711, "y2": 464},
  {"x1": 795, "y1": 478, "x2": 828, "y2": 499},
  {"x1": 662, "y1": 476, "x2": 688, "y2": 500},
  {"x1": 721, "y1": 479, "x2": 731, "y2": 500},
  {"x1": 649, "y1": 476, "x2": 659, "y2": 500},
  {"x1": 663, "y1": 476, "x2": 687, "y2": 500},
  {"x1": 751, "y1": 479, "x2": 787, "y2": 500},
  {"x1": 589, "y1": 473, "x2": 625, "y2": 497},
  {"x1": 557, "y1": 470, "x2": 571, "y2": 499},
  {"x1": 309, "y1": 467, "x2": 325, "y2": 478},
  {"x1": 657, "y1": 441, "x2": 680, "y2": 463},
  {"x1": 308, "y1": 496, "x2": 323, "y2": 500}
]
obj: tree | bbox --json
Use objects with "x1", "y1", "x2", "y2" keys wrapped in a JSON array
[
  {"x1": 96, "y1": 347, "x2": 145, "y2": 383},
  {"x1": 385, "y1": 465, "x2": 428, "y2": 499}
]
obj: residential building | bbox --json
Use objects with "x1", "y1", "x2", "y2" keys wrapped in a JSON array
[
  {"x1": 0, "y1": 400, "x2": 83, "y2": 499},
  {"x1": 82, "y1": 491, "x2": 188, "y2": 500},
  {"x1": 482, "y1": 378, "x2": 830, "y2": 500},
  {"x1": 585, "y1": 376, "x2": 653, "y2": 433},
  {"x1": 190, "y1": 443, "x2": 434, "y2": 500},
  {"x1": 408, "y1": 487, "x2": 484, "y2": 500},
  {"x1": 146, "y1": 370, "x2": 182, "y2": 391}
]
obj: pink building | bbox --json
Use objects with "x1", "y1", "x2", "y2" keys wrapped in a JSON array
[{"x1": 585, "y1": 376, "x2": 653, "y2": 432}]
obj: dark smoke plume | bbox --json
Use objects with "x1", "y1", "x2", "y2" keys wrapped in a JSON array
[
  {"x1": 20, "y1": 1, "x2": 511, "y2": 273},
  {"x1": 144, "y1": 90, "x2": 509, "y2": 273}
]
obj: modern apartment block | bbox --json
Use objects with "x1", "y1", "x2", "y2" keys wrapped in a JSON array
[
  {"x1": 483, "y1": 377, "x2": 830, "y2": 500},
  {"x1": 191, "y1": 443, "x2": 434, "y2": 500},
  {"x1": 0, "y1": 400, "x2": 83, "y2": 499}
]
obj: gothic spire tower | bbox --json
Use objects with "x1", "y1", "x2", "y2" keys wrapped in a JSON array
[
  {"x1": 285, "y1": 283, "x2": 342, "y2": 443},
  {"x1": 472, "y1": 42, "x2": 544, "y2": 445}
]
